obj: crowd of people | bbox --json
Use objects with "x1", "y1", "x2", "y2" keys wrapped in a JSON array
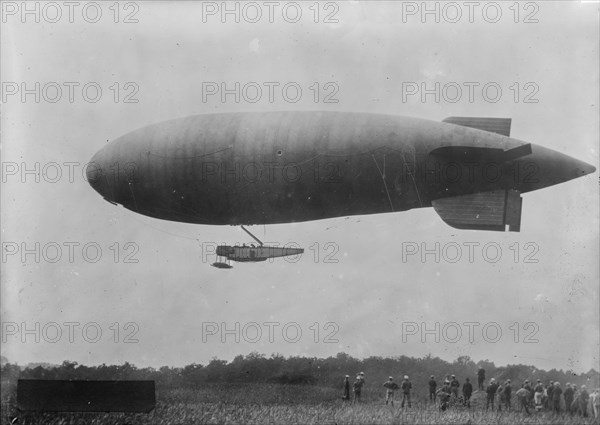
[
  {"x1": 340, "y1": 368, "x2": 600, "y2": 418},
  {"x1": 483, "y1": 376, "x2": 598, "y2": 418}
]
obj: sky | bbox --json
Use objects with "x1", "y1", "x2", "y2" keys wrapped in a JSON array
[{"x1": 1, "y1": 1, "x2": 599, "y2": 374}]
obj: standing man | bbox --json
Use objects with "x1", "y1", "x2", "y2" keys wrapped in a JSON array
[
  {"x1": 563, "y1": 383, "x2": 574, "y2": 414},
  {"x1": 534, "y1": 379, "x2": 544, "y2": 412},
  {"x1": 486, "y1": 378, "x2": 498, "y2": 410},
  {"x1": 553, "y1": 382, "x2": 563, "y2": 414},
  {"x1": 437, "y1": 380, "x2": 451, "y2": 411},
  {"x1": 450, "y1": 375, "x2": 460, "y2": 400},
  {"x1": 516, "y1": 386, "x2": 531, "y2": 414},
  {"x1": 462, "y1": 377, "x2": 473, "y2": 408},
  {"x1": 545, "y1": 381, "x2": 554, "y2": 410},
  {"x1": 343, "y1": 375, "x2": 350, "y2": 401},
  {"x1": 578, "y1": 385, "x2": 590, "y2": 417},
  {"x1": 497, "y1": 381, "x2": 505, "y2": 412},
  {"x1": 523, "y1": 380, "x2": 532, "y2": 407},
  {"x1": 428, "y1": 375, "x2": 437, "y2": 403},
  {"x1": 590, "y1": 388, "x2": 599, "y2": 419},
  {"x1": 477, "y1": 368, "x2": 486, "y2": 391},
  {"x1": 383, "y1": 377, "x2": 399, "y2": 406},
  {"x1": 503, "y1": 380, "x2": 512, "y2": 411},
  {"x1": 353, "y1": 375, "x2": 364, "y2": 404},
  {"x1": 401, "y1": 375, "x2": 412, "y2": 408},
  {"x1": 358, "y1": 372, "x2": 365, "y2": 400}
]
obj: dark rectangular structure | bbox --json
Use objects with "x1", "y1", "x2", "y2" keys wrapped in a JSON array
[{"x1": 17, "y1": 379, "x2": 155, "y2": 412}]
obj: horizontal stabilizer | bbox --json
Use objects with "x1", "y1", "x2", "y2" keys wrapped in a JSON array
[
  {"x1": 443, "y1": 116, "x2": 512, "y2": 137},
  {"x1": 432, "y1": 190, "x2": 522, "y2": 232}
]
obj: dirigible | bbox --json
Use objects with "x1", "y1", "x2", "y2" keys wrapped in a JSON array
[{"x1": 88, "y1": 112, "x2": 595, "y2": 264}]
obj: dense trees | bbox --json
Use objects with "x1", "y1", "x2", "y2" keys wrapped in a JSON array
[{"x1": 2, "y1": 353, "x2": 598, "y2": 396}]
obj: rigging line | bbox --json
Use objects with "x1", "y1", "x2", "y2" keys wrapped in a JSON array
[
  {"x1": 128, "y1": 181, "x2": 139, "y2": 212},
  {"x1": 400, "y1": 151, "x2": 423, "y2": 207},
  {"x1": 382, "y1": 144, "x2": 423, "y2": 207},
  {"x1": 371, "y1": 153, "x2": 395, "y2": 213},
  {"x1": 103, "y1": 174, "x2": 115, "y2": 201}
]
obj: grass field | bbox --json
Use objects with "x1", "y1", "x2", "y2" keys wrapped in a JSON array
[{"x1": 2, "y1": 383, "x2": 597, "y2": 424}]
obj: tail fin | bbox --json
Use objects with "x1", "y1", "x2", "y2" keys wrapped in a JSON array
[{"x1": 443, "y1": 117, "x2": 512, "y2": 137}]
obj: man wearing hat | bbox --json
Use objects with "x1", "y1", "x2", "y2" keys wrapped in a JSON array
[
  {"x1": 462, "y1": 377, "x2": 473, "y2": 408},
  {"x1": 383, "y1": 376, "x2": 399, "y2": 405},
  {"x1": 477, "y1": 368, "x2": 485, "y2": 391},
  {"x1": 545, "y1": 381, "x2": 554, "y2": 409},
  {"x1": 590, "y1": 388, "x2": 599, "y2": 419},
  {"x1": 342, "y1": 375, "x2": 350, "y2": 401},
  {"x1": 428, "y1": 375, "x2": 437, "y2": 403},
  {"x1": 552, "y1": 382, "x2": 563, "y2": 414},
  {"x1": 401, "y1": 375, "x2": 412, "y2": 408},
  {"x1": 578, "y1": 385, "x2": 590, "y2": 417},
  {"x1": 437, "y1": 380, "x2": 451, "y2": 411},
  {"x1": 450, "y1": 375, "x2": 460, "y2": 400},
  {"x1": 486, "y1": 378, "x2": 499, "y2": 410},
  {"x1": 564, "y1": 383, "x2": 574, "y2": 414},
  {"x1": 503, "y1": 380, "x2": 512, "y2": 410},
  {"x1": 353, "y1": 374, "x2": 364, "y2": 403},
  {"x1": 533, "y1": 379, "x2": 544, "y2": 412},
  {"x1": 516, "y1": 385, "x2": 531, "y2": 414}
]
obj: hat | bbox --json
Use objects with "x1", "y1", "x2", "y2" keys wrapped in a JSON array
[
  {"x1": 507, "y1": 380, "x2": 511, "y2": 383},
  {"x1": 389, "y1": 376, "x2": 393, "y2": 380},
  {"x1": 345, "y1": 375, "x2": 349, "y2": 378},
  {"x1": 451, "y1": 375, "x2": 455, "y2": 378},
  {"x1": 582, "y1": 385, "x2": 586, "y2": 389},
  {"x1": 537, "y1": 379, "x2": 541, "y2": 382},
  {"x1": 491, "y1": 378, "x2": 496, "y2": 382},
  {"x1": 359, "y1": 372, "x2": 364, "y2": 375},
  {"x1": 431, "y1": 375, "x2": 435, "y2": 379},
  {"x1": 525, "y1": 380, "x2": 529, "y2": 383},
  {"x1": 404, "y1": 375, "x2": 409, "y2": 379}
]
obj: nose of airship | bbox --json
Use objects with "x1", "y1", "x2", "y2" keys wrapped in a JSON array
[
  {"x1": 517, "y1": 144, "x2": 596, "y2": 192},
  {"x1": 87, "y1": 147, "x2": 114, "y2": 203},
  {"x1": 572, "y1": 157, "x2": 596, "y2": 178}
]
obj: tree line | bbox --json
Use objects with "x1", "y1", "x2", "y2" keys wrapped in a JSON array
[{"x1": 2, "y1": 353, "x2": 598, "y2": 395}]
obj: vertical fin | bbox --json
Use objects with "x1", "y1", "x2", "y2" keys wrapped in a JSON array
[{"x1": 432, "y1": 189, "x2": 522, "y2": 232}]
